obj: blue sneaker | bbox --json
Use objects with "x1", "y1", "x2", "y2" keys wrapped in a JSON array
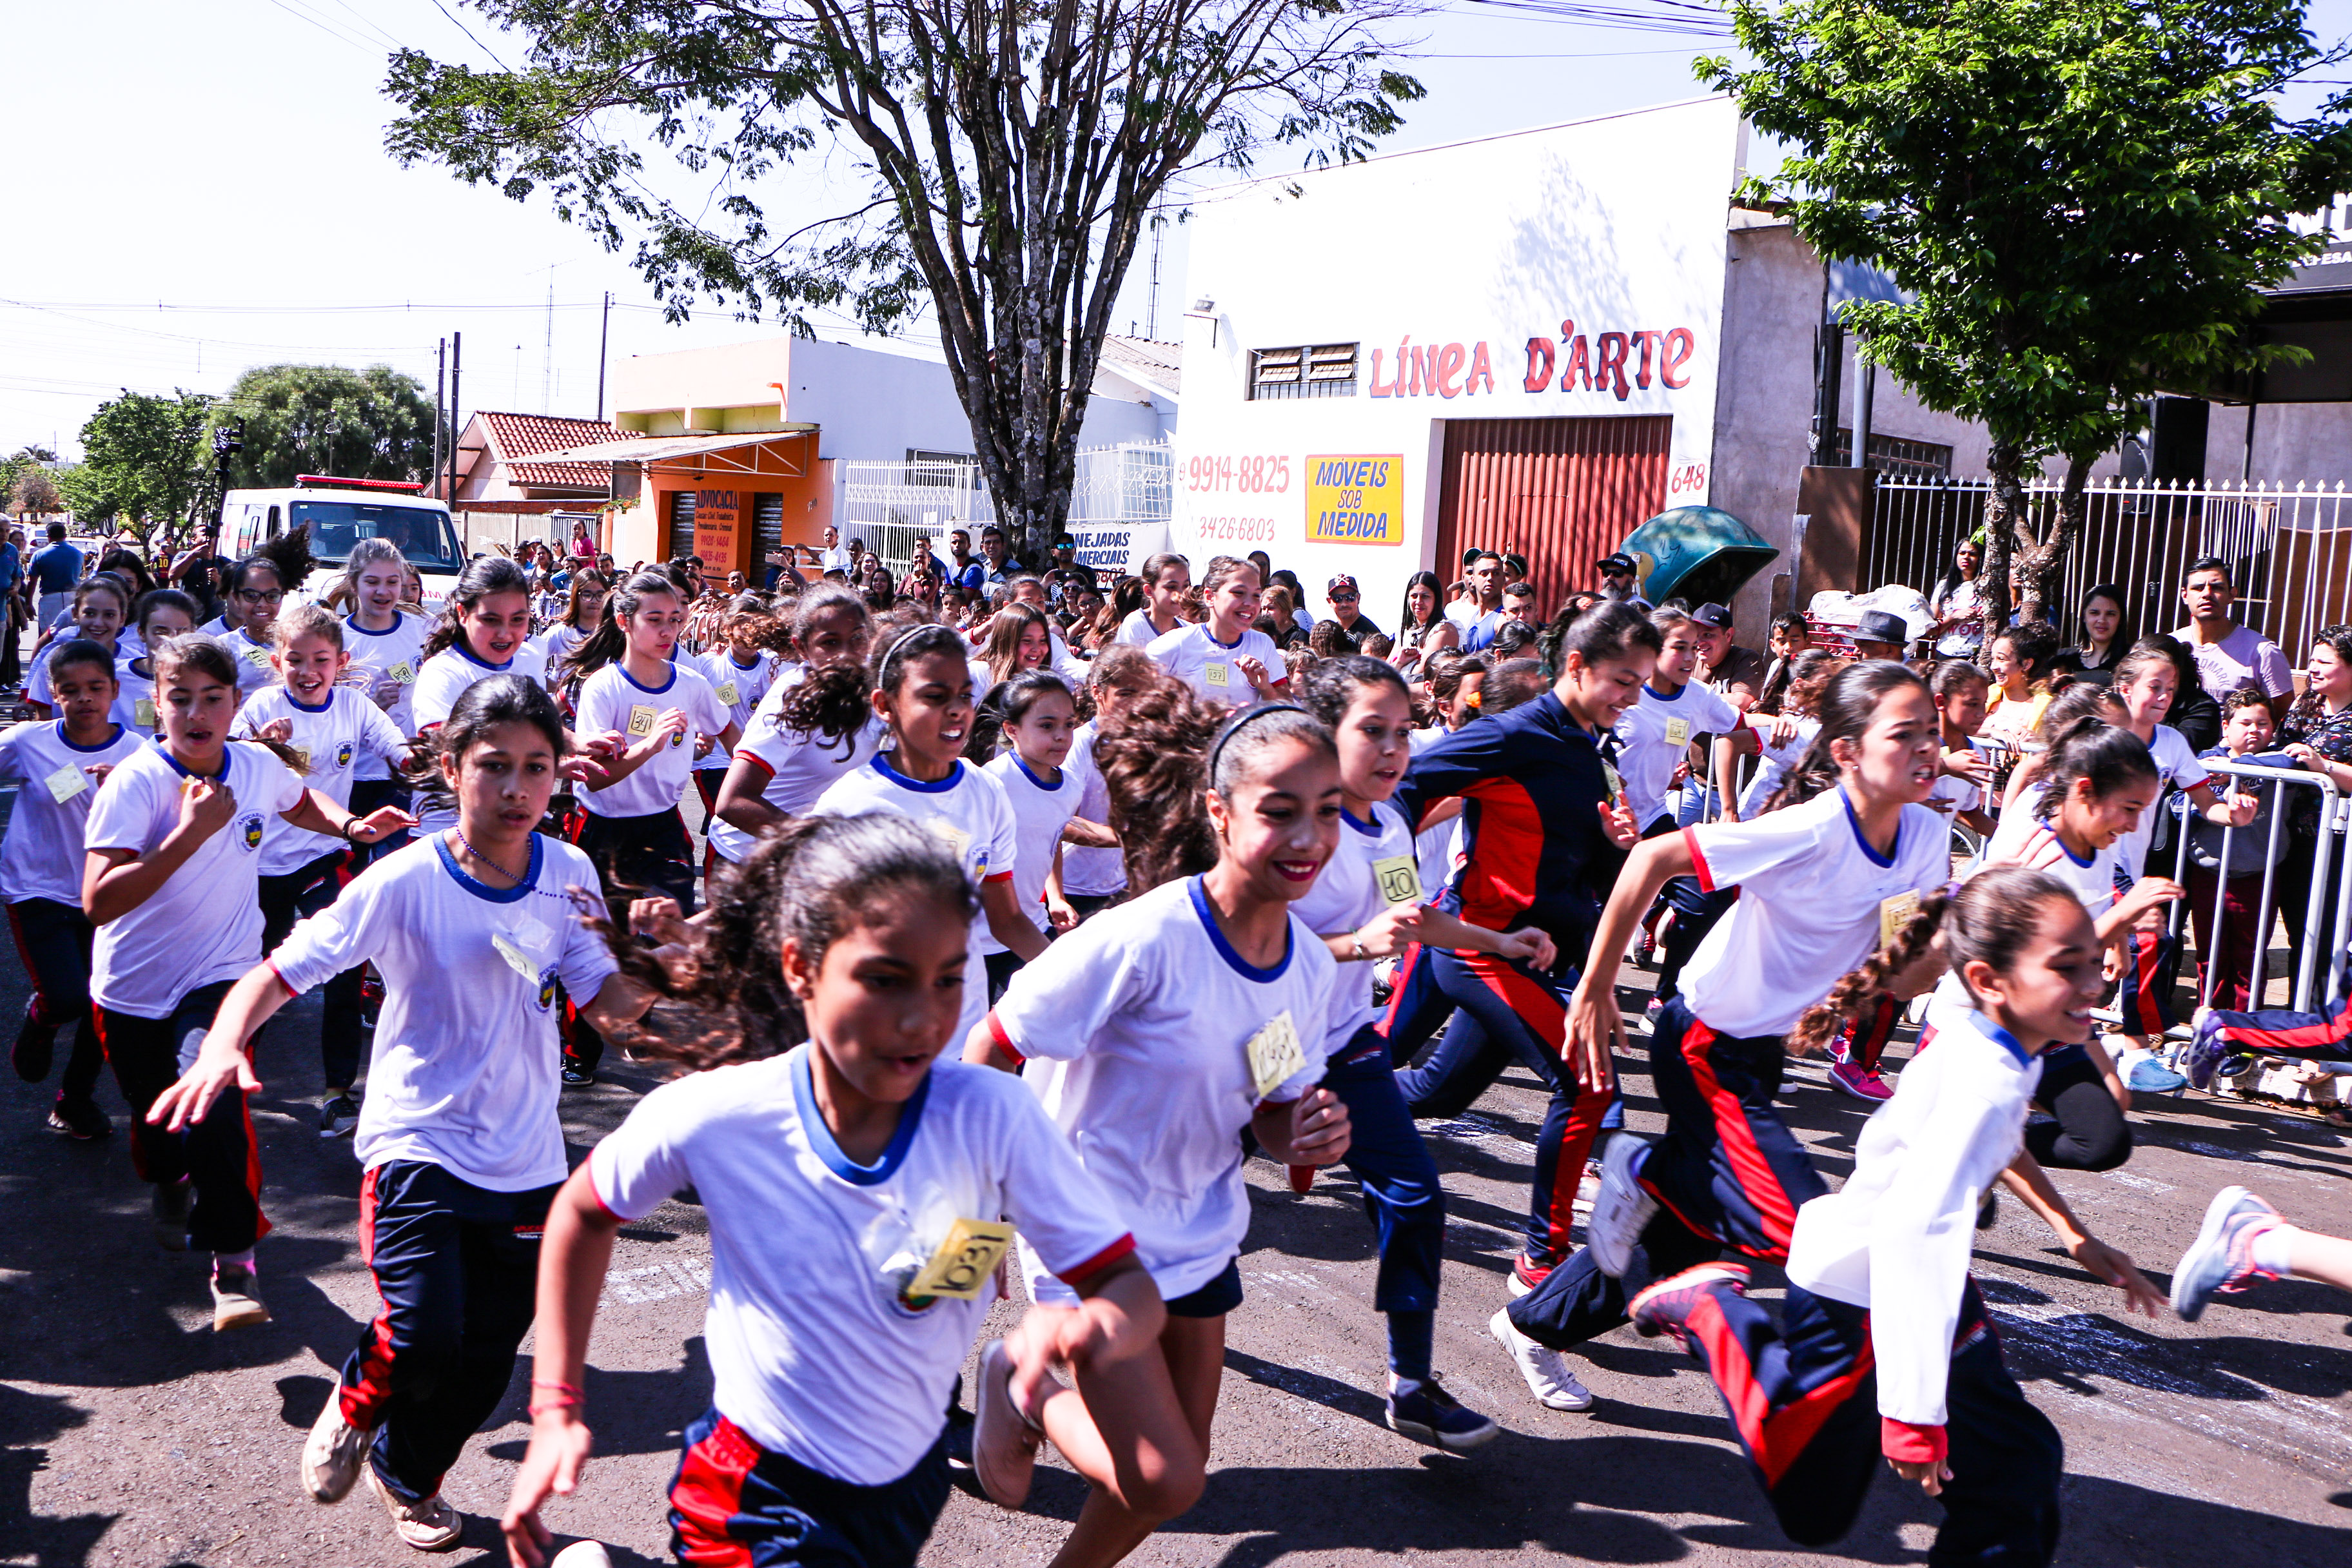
[
  {"x1": 1629, "y1": 1261, "x2": 1752, "y2": 1345},
  {"x1": 2171, "y1": 1186, "x2": 2285, "y2": 1322},
  {"x1": 2128, "y1": 1057, "x2": 2190, "y2": 1094},
  {"x1": 1586, "y1": 1133, "x2": 1657, "y2": 1279},
  {"x1": 1386, "y1": 1374, "x2": 1500, "y2": 1452}
]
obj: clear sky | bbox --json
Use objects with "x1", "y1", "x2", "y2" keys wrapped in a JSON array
[{"x1": 6, "y1": 0, "x2": 2348, "y2": 460}]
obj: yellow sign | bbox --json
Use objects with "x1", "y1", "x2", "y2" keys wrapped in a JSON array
[{"x1": 1305, "y1": 455, "x2": 1404, "y2": 547}]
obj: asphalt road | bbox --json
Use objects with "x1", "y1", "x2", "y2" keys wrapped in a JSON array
[{"x1": 1, "y1": 841, "x2": 2349, "y2": 1565}]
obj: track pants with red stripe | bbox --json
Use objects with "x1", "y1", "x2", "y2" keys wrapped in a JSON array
[
  {"x1": 1641, "y1": 997, "x2": 1826, "y2": 1259},
  {"x1": 1671, "y1": 1274, "x2": 2062, "y2": 1562},
  {"x1": 669, "y1": 1409, "x2": 951, "y2": 1567},
  {"x1": 2201, "y1": 994, "x2": 2352, "y2": 1064},
  {"x1": 2110, "y1": 928, "x2": 2185, "y2": 1036},
  {"x1": 97, "y1": 980, "x2": 266, "y2": 1253},
  {"x1": 8, "y1": 896, "x2": 104, "y2": 1106},
  {"x1": 1380, "y1": 943, "x2": 1612, "y2": 1271},
  {"x1": 339, "y1": 1160, "x2": 554, "y2": 1505},
  {"x1": 258, "y1": 848, "x2": 369, "y2": 1092}
]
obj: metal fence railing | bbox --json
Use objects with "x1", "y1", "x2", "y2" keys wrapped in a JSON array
[
  {"x1": 2157, "y1": 758, "x2": 2348, "y2": 1019},
  {"x1": 835, "y1": 441, "x2": 1172, "y2": 580},
  {"x1": 1867, "y1": 476, "x2": 2352, "y2": 656}
]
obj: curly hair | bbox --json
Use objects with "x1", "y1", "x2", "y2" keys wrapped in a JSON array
[{"x1": 602, "y1": 813, "x2": 975, "y2": 1072}]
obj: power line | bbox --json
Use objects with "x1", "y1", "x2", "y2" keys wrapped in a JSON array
[
  {"x1": 257, "y1": 0, "x2": 373, "y2": 52},
  {"x1": 427, "y1": 0, "x2": 509, "y2": 69}
]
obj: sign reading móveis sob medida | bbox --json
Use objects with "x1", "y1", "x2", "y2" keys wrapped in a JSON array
[{"x1": 1306, "y1": 455, "x2": 1404, "y2": 546}]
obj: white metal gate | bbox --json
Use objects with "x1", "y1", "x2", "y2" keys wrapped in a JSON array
[{"x1": 836, "y1": 441, "x2": 1172, "y2": 578}]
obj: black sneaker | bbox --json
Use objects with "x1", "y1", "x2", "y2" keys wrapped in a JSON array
[
  {"x1": 561, "y1": 1063, "x2": 595, "y2": 1087},
  {"x1": 1386, "y1": 1375, "x2": 1501, "y2": 1452},
  {"x1": 12, "y1": 1017, "x2": 56, "y2": 1082},
  {"x1": 152, "y1": 1179, "x2": 193, "y2": 1251},
  {"x1": 48, "y1": 1097, "x2": 110, "y2": 1140},
  {"x1": 317, "y1": 1094, "x2": 360, "y2": 1138}
]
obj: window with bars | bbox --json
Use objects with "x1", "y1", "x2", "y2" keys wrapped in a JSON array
[
  {"x1": 1250, "y1": 343, "x2": 1359, "y2": 400},
  {"x1": 903, "y1": 449, "x2": 978, "y2": 485},
  {"x1": 1826, "y1": 429, "x2": 1954, "y2": 479},
  {"x1": 752, "y1": 493, "x2": 784, "y2": 565},
  {"x1": 667, "y1": 491, "x2": 698, "y2": 560}
]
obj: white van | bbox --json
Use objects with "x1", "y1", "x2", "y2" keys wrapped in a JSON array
[{"x1": 218, "y1": 475, "x2": 465, "y2": 613}]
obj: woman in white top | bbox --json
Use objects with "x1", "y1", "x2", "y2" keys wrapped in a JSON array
[
  {"x1": 1625, "y1": 868, "x2": 2159, "y2": 1560},
  {"x1": 967, "y1": 701, "x2": 1351, "y2": 1568},
  {"x1": 337, "y1": 538, "x2": 433, "y2": 848},
  {"x1": 500, "y1": 813, "x2": 1192, "y2": 1565},
  {"x1": 235, "y1": 603, "x2": 416, "y2": 1132},
  {"x1": 1, "y1": 638, "x2": 143, "y2": 1138},
  {"x1": 1144, "y1": 554, "x2": 1284, "y2": 706},
  {"x1": 811, "y1": 625, "x2": 1047, "y2": 1057},
  {"x1": 1114, "y1": 551, "x2": 1190, "y2": 647},
  {"x1": 150, "y1": 676, "x2": 662, "y2": 1554},
  {"x1": 1925, "y1": 538, "x2": 1985, "y2": 659},
  {"x1": 85, "y1": 634, "x2": 409, "y2": 1331}
]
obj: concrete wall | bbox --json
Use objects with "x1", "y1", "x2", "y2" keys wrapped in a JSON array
[{"x1": 2204, "y1": 402, "x2": 2352, "y2": 486}]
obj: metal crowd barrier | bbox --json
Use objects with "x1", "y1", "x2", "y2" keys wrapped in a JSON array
[{"x1": 2157, "y1": 758, "x2": 2346, "y2": 1018}]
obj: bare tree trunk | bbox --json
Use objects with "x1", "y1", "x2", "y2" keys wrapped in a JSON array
[
  {"x1": 1980, "y1": 440, "x2": 2027, "y2": 632},
  {"x1": 2015, "y1": 452, "x2": 2092, "y2": 626}
]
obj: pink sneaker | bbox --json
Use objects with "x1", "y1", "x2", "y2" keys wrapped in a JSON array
[{"x1": 1828, "y1": 1061, "x2": 1894, "y2": 1102}]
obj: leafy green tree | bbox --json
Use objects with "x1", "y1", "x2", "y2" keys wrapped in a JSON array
[
  {"x1": 383, "y1": 0, "x2": 1422, "y2": 560},
  {"x1": 68, "y1": 391, "x2": 215, "y2": 547},
  {"x1": 1705, "y1": 0, "x2": 2352, "y2": 624},
  {"x1": 207, "y1": 364, "x2": 436, "y2": 489}
]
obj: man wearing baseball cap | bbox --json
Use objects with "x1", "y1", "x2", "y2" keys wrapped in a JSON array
[
  {"x1": 1323, "y1": 573, "x2": 1381, "y2": 653},
  {"x1": 1690, "y1": 602, "x2": 1767, "y2": 709},
  {"x1": 1596, "y1": 552, "x2": 1651, "y2": 610}
]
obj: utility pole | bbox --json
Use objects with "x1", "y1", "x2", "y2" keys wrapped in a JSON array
[
  {"x1": 1146, "y1": 206, "x2": 1163, "y2": 340},
  {"x1": 434, "y1": 338, "x2": 447, "y2": 497},
  {"x1": 542, "y1": 266, "x2": 555, "y2": 414},
  {"x1": 595, "y1": 291, "x2": 612, "y2": 423},
  {"x1": 447, "y1": 331, "x2": 462, "y2": 505}
]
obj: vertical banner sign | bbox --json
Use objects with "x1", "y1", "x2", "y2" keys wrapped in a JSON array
[
  {"x1": 693, "y1": 489, "x2": 740, "y2": 571},
  {"x1": 1305, "y1": 456, "x2": 1405, "y2": 545}
]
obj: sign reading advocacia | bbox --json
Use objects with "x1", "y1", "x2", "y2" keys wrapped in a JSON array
[{"x1": 1306, "y1": 455, "x2": 1404, "y2": 546}]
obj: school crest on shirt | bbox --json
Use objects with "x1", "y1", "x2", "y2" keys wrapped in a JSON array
[
  {"x1": 536, "y1": 967, "x2": 558, "y2": 1012},
  {"x1": 334, "y1": 741, "x2": 355, "y2": 770},
  {"x1": 237, "y1": 812, "x2": 265, "y2": 851}
]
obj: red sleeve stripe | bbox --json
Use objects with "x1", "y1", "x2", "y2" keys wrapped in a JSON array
[
  {"x1": 1056, "y1": 1233, "x2": 1137, "y2": 1286},
  {"x1": 988, "y1": 1010, "x2": 1025, "y2": 1066},
  {"x1": 1881, "y1": 1417, "x2": 1948, "y2": 1465},
  {"x1": 983, "y1": 870, "x2": 1015, "y2": 884},
  {"x1": 583, "y1": 1163, "x2": 629, "y2": 1224},
  {"x1": 737, "y1": 753, "x2": 775, "y2": 784},
  {"x1": 266, "y1": 962, "x2": 297, "y2": 1000},
  {"x1": 1683, "y1": 825, "x2": 1718, "y2": 894}
]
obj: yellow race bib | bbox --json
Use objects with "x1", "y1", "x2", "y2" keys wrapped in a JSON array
[
  {"x1": 903, "y1": 1219, "x2": 1016, "y2": 1304},
  {"x1": 1245, "y1": 1010, "x2": 1307, "y2": 1100},
  {"x1": 714, "y1": 681, "x2": 741, "y2": 709},
  {"x1": 1372, "y1": 854, "x2": 1424, "y2": 906},
  {"x1": 44, "y1": 763, "x2": 88, "y2": 804},
  {"x1": 1879, "y1": 890, "x2": 1922, "y2": 949},
  {"x1": 627, "y1": 705, "x2": 658, "y2": 738},
  {"x1": 1204, "y1": 662, "x2": 1230, "y2": 688},
  {"x1": 1663, "y1": 716, "x2": 1691, "y2": 748}
]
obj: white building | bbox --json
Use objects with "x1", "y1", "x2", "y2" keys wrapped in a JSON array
[{"x1": 1173, "y1": 96, "x2": 2087, "y2": 632}]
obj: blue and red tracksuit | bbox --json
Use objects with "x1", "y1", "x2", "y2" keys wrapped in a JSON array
[
  {"x1": 2200, "y1": 994, "x2": 2352, "y2": 1066},
  {"x1": 337, "y1": 1160, "x2": 554, "y2": 1505},
  {"x1": 668, "y1": 1410, "x2": 950, "y2": 1567},
  {"x1": 1380, "y1": 692, "x2": 1621, "y2": 1271},
  {"x1": 1663, "y1": 1274, "x2": 2062, "y2": 1561}
]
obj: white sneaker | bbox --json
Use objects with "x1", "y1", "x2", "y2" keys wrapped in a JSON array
[
  {"x1": 972, "y1": 1339, "x2": 1041, "y2": 1509},
  {"x1": 1489, "y1": 1308, "x2": 1595, "y2": 1412},
  {"x1": 301, "y1": 1392, "x2": 372, "y2": 1504},
  {"x1": 1587, "y1": 1133, "x2": 1658, "y2": 1279},
  {"x1": 365, "y1": 1465, "x2": 463, "y2": 1551},
  {"x1": 550, "y1": 1544, "x2": 615, "y2": 1567}
]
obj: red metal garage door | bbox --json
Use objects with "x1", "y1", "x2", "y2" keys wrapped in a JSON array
[{"x1": 1434, "y1": 416, "x2": 1672, "y2": 616}]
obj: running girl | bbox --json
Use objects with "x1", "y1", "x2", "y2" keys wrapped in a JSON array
[
  {"x1": 977, "y1": 671, "x2": 1098, "y2": 999},
  {"x1": 691, "y1": 593, "x2": 781, "y2": 822},
  {"x1": 3, "y1": 640, "x2": 142, "y2": 1138},
  {"x1": 1061, "y1": 649, "x2": 1158, "y2": 919},
  {"x1": 215, "y1": 541, "x2": 307, "y2": 696},
  {"x1": 88, "y1": 634, "x2": 408, "y2": 1330},
  {"x1": 1115, "y1": 551, "x2": 1191, "y2": 647},
  {"x1": 708, "y1": 587, "x2": 881, "y2": 868},
  {"x1": 812, "y1": 625, "x2": 1046, "y2": 1056},
  {"x1": 26, "y1": 578, "x2": 128, "y2": 718},
  {"x1": 968, "y1": 702, "x2": 1351, "y2": 1566},
  {"x1": 338, "y1": 538, "x2": 433, "y2": 839},
  {"x1": 1144, "y1": 555, "x2": 1285, "y2": 706},
  {"x1": 500, "y1": 814, "x2": 1192, "y2": 1568},
  {"x1": 1626, "y1": 868, "x2": 2161, "y2": 1560},
  {"x1": 411, "y1": 557, "x2": 556, "y2": 831},
  {"x1": 1502, "y1": 663, "x2": 1953, "y2": 1406},
  {"x1": 972, "y1": 602, "x2": 1057, "y2": 712},
  {"x1": 236, "y1": 604, "x2": 415, "y2": 1136},
  {"x1": 1379, "y1": 603, "x2": 1651, "y2": 1312},
  {"x1": 534, "y1": 570, "x2": 607, "y2": 709},
  {"x1": 147, "y1": 676, "x2": 660, "y2": 1553},
  {"x1": 1297, "y1": 655, "x2": 1565, "y2": 1449},
  {"x1": 1925, "y1": 658, "x2": 1998, "y2": 838},
  {"x1": 113, "y1": 590, "x2": 199, "y2": 738}
]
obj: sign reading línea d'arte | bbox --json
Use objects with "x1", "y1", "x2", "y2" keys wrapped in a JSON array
[{"x1": 1306, "y1": 455, "x2": 1404, "y2": 546}]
